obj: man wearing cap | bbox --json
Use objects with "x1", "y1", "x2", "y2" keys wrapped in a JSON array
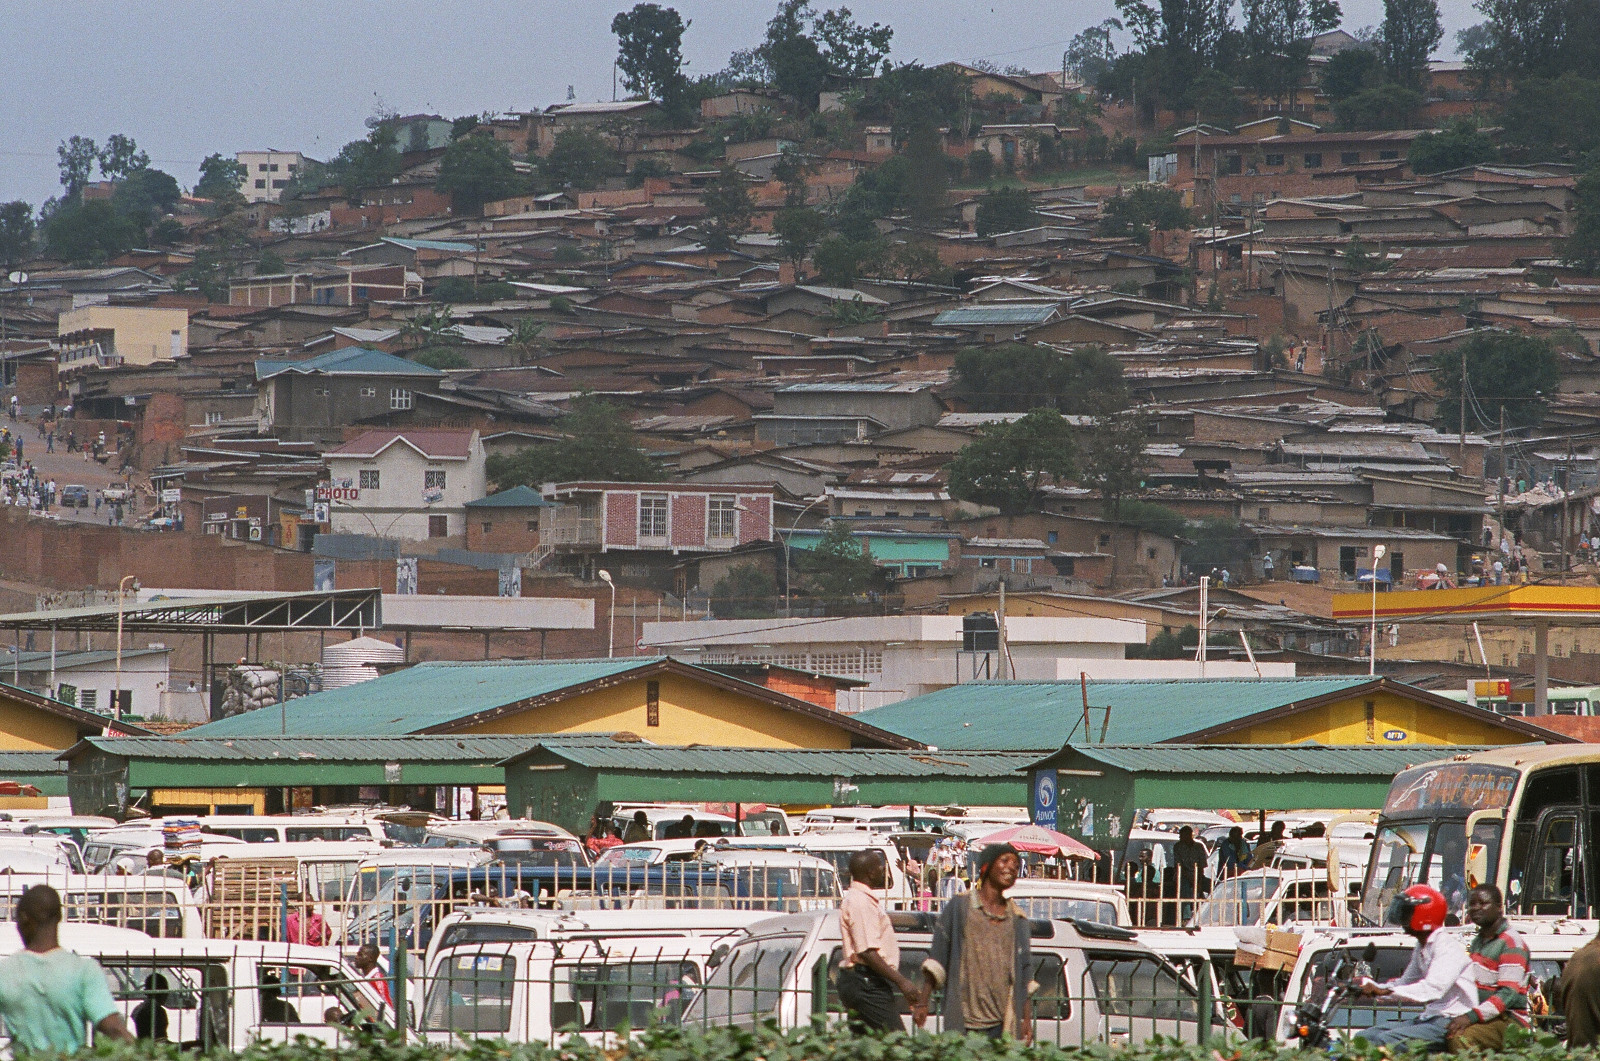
[{"x1": 917, "y1": 842, "x2": 1034, "y2": 1040}]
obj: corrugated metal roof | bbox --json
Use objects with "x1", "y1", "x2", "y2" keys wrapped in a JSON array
[
  {"x1": 855, "y1": 677, "x2": 1388, "y2": 750},
  {"x1": 0, "y1": 752, "x2": 68, "y2": 775},
  {"x1": 255, "y1": 348, "x2": 443, "y2": 381},
  {"x1": 381, "y1": 237, "x2": 477, "y2": 253},
  {"x1": 519, "y1": 744, "x2": 1035, "y2": 777},
  {"x1": 1054, "y1": 743, "x2": 1509, "y2": 775},
  {"x1": 184, "y1": 658, "x2": 665, "y2": 737},
  {"x1": 72, "y1": 734, "x2": 619, "y2": 762},
  {"x1": 932, "y1": 305, "x2": 1059, "y2": 326},
  {"x1": 466, "y1": 486, "x2": 554, "y2": 509}
]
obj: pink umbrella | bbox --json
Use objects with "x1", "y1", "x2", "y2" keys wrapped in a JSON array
[{"x1": 977, "y1": 824, "x2": 1099, "y2": 860}]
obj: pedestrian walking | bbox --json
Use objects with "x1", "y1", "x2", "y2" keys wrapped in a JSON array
[
  {"x1": 1172, "y1": 826, "x2": 1209, "y2": 922},
  {"x1": 1248, "y1": 820, "x2": 1287, "y2": 869},
  {"x1": 93, "y1": 492, "x2": 101, "y2": 514},
  {"x1": 1216, "y1": 826, "x2": 1250, "y2": 879},
  {"x1": 838, "y1": 850, "x2": 925, "y2": 1032},
  {"x1": 1126, "y1": 847, "x2": 1162, "y2": 927},
  {"x1": 1557, "y1": 935, "x2": 1600, "y2": 1046},
  {"x1": 918, "y1": 842, "x2": 1033, "y2": 1040},
  {"x1": 0, "y1": 885, "x2": 135, "y2": 1053},
  {"x1": 1446, "y1": 884, "x2": 1530, "y2": 1051},
  {"x1": 44, "y1": 431, "x2": 52, "y2": 453}
]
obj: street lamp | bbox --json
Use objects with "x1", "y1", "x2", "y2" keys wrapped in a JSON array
[
  {"x1": 783, "y1": 496, "x2": 828, "y2": 618},
  {"x1": 1369, "y1": 544, "x2": 1386, "y2": 676},
  {"x1": 598, "y1": 569, "x2": 615, "y2": 659},
  {"x1": 114, "y1": 574, "x2": 139, "y2": 720}
]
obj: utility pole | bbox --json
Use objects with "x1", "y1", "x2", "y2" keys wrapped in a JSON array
[
  {"x1": 1458, "y1": 347, "x2": 1467, "y2": 471},
  {"x1": 1497, "y1": 406, "x2": 1507, "y2": 557}
]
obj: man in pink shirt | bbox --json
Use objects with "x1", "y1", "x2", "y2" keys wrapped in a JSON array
[{"x1": 838, "y1": 850, "x2": 925, "y2": 1032}]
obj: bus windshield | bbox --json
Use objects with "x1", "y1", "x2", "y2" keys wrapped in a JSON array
[{"x1": 1360, "y1": 819, "x2": 1469, "y2": 923}]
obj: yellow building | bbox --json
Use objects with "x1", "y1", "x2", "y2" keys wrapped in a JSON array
[
  {"x1": 0, "y1": 681, "x2": 150, "y2": 810},
  {"x1": 57, "y1": 305, "x2": 188, "y2": 366},
  {"x1": 183, "y1": 657, "x2": 918, "y2": 749}
]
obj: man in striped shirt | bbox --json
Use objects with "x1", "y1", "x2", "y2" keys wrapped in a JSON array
[{"x1": 1447, "y1": 884, "x2": 1530, "y2": 1051}]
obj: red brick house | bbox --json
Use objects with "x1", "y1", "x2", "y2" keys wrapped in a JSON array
[{"x1": 540, "y1": 482, "x2": 775, "y2": 564}]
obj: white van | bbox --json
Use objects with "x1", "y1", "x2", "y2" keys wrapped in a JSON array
[
  {"x1": 683, "y1": 909, "x2": 1220, "y2": 1046},
  {"x1": 1007, "y1": 879, "x2": 1132, "y2": 927},
  {"x1": 721, "y1": 832, "x2": 914, "y2": 904},
  {"x1": 610, "y1": 807, "x2": 739, "y2": 841},
  {"x1": 798, "y1": 808, "x2": 945, "y2": 834},
  {"x1": 0, "y1": 835, "x2": 86, "y2": 874},
  {"x1": 0, "y1": 871, "x2": 203, "y2": 938},
  {"x1": 421, "y1": 907, "x2": 776, "y2": 999},
  {"x1": 1191, "y1": 867, "x2": 1357, "y2": 929},
  {"x1": 0, "y1": 923, "x2": 400, "y2": 1050},
  {"x1": 420, "y1": 933, "x2": 734, "y2": 1044}
]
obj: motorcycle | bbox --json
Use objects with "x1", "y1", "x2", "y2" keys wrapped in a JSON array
[{"x1": 1292, "y1": 941, "x2": 1377, "y2": 1050}]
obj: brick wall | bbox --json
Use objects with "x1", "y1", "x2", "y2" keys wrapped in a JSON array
[
  {"x1": 738, "y1": 494, "x2": 772, "y2": 542},
  {"x1": 760, "y1": 672, "x2": 840, "y2": 710},
  {"x1": 671, "y1": 492, "x2": 705, "y2": 549},
  {"x1": 15, "y1": 361, "x2": 59, "y2": 407},
  {"x1": 605, "y1": 492, "x2": 637, "y2": 547},
  {"x1": 139, "y1": 393, "x2": 187, "y2": 446}
]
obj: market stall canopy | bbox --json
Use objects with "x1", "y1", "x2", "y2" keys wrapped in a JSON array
[{"x1": 978, "y1": 823, "x2": 1098, "y2": 859}]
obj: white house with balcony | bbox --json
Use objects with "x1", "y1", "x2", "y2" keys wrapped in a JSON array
[{"x1": 324, "y1": 429, "x2": 486, "y2": 542}]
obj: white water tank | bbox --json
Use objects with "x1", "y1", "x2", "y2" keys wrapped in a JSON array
[{"x1": 321, "y1": 635, "x2": 406, "y2": 689}]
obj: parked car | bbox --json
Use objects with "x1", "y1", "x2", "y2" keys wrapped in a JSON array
[{"x1": 60, "y1": 484, "x2": 90, "y2": 508}]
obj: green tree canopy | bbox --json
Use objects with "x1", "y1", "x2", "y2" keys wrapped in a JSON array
[
  {"x1": 773, "y1": 206, "x2": 828, "y2": 277},
  {"x1": 45, "y1": 200, "x2": 140, "y2": 264},
  {"x1": 1562, "y1": 168, "x2": 1600, "y2": 274},
  {"x1": 700, "y1": 165, "x2": 755, "y2": 251},
  {"x1": 195, "y1": 154, "x2": 248, "y2": 209},
  {"x1": 1333, "y1": 83, "x2": 1424, "y2": 129},
  {"x1": 812, "y1": 235, "x2": 886, "y2": 285},
  {"x1": 1241, "y1": 0, "x2": 1342, "y2": 106},
  {"x1": 613, "y1": 4, "x2": 689, "y2": 100},
  {"x1": 1379, "y1": 0, "x2": 1444, "y2": 87},
  {"x1": 543, "y1": 129, "x2": 621, "y2": 190},
  {"x1": 954, "y1": 342, "x2": 1130, "y2": 413},
  {"x1": 110, "y1": 168, "x2": 181, "y2": 228},
  {"x1": 1467, "y1": 0, "x2": 1600, "y2": 83},
  {"x1": 485, "y1": 395, "x2": 658, "y2": 489},
  {"x1": 436, "y1": 133, "x2": 524, "y2": 215},
  {"x1": 1432, "y1": 330, "x2": 1561, "y2": 431},
  {"x1": 56, "y1": 136, "x2": 99, "y2": 198},
  {"x1": 974, "y1": 186, "x2": 1035, "y2": 237},
  {"x1": 325, "y1": 123, "x2": 402, "y2": 199},
  {"x1": 1066, "y1": 19, "x2": 1123, "y2": 84},
  {"x1": 412, "y1": 347, "x2": 470, "y2": 370},
  {"x1": 1319, "y1": 47, "x2": 1383, "y2": 101},
  {"x1": 797, "y1": 520, "x2": 882, "y2": 607},
  {"x1": 947, "y1": 409, "x2": 1079, "y2": 515},
  {"x1": 0, "y1": 202, "x2": 35, "y2": 270},
  {"x1": 1114, "y1": 0, "x2": 1234, "y2": 110},
  {"x1": 1098, "y1": 185, "x2": 1191, "y2": 241},
  {"x1": 1078, "y1": 409, "x2": 1152, "y2": 520},
  {"x1": 711, "y1": 564, "x2": 778, "y2": 618},
  {"x1": 97, "y1": 134, "x2": 149, "y2": 180},
  {"x1": 1408, "y1": 121, "x2": 1498, "y2": 174},
  {"x1": 1499, "y1": 75, "x2": 1600, "y2": 162}
]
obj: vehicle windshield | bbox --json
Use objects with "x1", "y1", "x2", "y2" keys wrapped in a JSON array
[
  {"x1": 1192, "y1": 875, "x2": 1273, "y2": 926},
  {"x1": 556, "y1": 960, "x2": 700, "y2": 1030},
  {"x1": 1359, "y1": 819, "x2": 1468, "y2": 923},
  {"x1": 595, "y1": 846, "x2": 659, "y2": 866},
  {"x1": 342, "y1": 866, "x2": 454, "y2": 942},
  {"x1": 490, "y1": 837, "x2": 587, "y2": 867},
  {"x1": 1011, "y1": 895, "x2": 1121, "y2": 925}
]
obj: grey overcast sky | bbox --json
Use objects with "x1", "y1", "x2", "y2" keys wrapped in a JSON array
[{"x1": 1, "y1": 0, "x2": 1482, "y2": 209}]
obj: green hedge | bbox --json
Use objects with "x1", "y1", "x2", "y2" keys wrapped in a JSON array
[{"x1": 74, "y1": 1024, "x2": 1599, "y2": 1061}]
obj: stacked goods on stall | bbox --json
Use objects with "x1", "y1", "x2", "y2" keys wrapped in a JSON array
[{"x1": 217, "y1": 665, "x2": 282, "y2": 718}]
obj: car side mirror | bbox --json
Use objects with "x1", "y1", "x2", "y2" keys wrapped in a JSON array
[{"x1": 708, "y1": 944, "x2": 730, "y2": 969}]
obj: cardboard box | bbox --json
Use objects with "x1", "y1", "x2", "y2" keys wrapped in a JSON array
[{"x1": 1256, "y1": 929, "x2": 1302, "y2": 972}]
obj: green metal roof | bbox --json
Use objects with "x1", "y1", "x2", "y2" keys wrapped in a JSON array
[
  {"x1": 466, "y1": 486, "x2": 554, "y2": 509},
  {"x1": 854, "y1": 677, "x2": 1391, "y2": 751},
  {"x1": 512, "y1": 745, "x2": 1035, "y2": 777},
  {"x1": 184, "y1": 658, "x2": 665, "y2": 737},
  {"x1": 0, "y1": 752, "x2": 69, "y2": 776},
  {"x1": 68, "y1": 735, "x2": 597, "y2": 763},
  {"x1": 1045, "y1": 744, "x2": 1511, "y2": 776},
  {"x1": 255, "y1": 347, "x2": 444, "y2": 381}
]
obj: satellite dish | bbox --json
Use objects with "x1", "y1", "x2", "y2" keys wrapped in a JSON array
[{"x1": 5, "y1": 272, "x2": 24, "y2": 285}]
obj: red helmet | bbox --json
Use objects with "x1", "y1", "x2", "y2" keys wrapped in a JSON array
[{"x1": 1385, "y1": 884, "x2": 1449, "y2": 932}]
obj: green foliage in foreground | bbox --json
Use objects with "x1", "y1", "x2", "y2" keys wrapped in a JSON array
[{"x1": 71, "y1": 1020, "x2": 1587, "y2": 1061}]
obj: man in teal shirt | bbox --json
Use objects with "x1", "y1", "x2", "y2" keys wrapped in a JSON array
[{"x1": 0, "y1": 885, "x2": 134, "y2": 1054}]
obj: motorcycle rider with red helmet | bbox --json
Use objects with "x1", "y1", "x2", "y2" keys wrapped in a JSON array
[{"x1": 1353, "y1": 884, "x2": 1479, "y2": 1050}]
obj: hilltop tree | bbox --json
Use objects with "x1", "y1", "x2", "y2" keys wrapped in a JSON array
[
  {"x1": 1380, "y1": 0, "x2": 1444, "y2": 87},
  {"x1": 1079, "y1": 409, "x2": 1152, "y2": 521},
  {"x1": 1563, "y1": 168, "x2": 1600, "y2": 274},
  {"x1": 1335, "y1": 83, "x2": 1424, "y2": 130},
  {"x1": 486, "y1": 395, "x2": 658, "y2": 489},
  {"x1": 813, "y1": 5, "x2": 894, "y2": 78},
  {"x1": 947, "y1": 409, "x2": 1078, "y2": 515},
  {"x1": 1320, "y1": 47, "x2": 1383, "y2": 101},
  {"x1": 1114, "y1": 0, "x2": 1234, "y2": 108},
  {"x1": 543, "y1": 128, "x2": 620, "y2": 190},
  {"x1": 0, "y1": 202, "x2": 35, "y2": 271},
  {"x1": 1241, "y1": 0, "x2": 1343, "y2": 108},
  {"x1": 56, "y1": 136, "x2": 98, "y2": 198},
  {"x1": 773, "y1": 206, "x2": 828, "y2": 277},
  {"x1": 1408, "y1": 120, "x2": 1498, "y2": 174},
  {"x1": 700, "y1": 165, "x2": 754, "y2": 252},
  {"x1": 110, "y1": 168, "x2": 181, "y2": 228},
  {"x1": 1466, "y1": 0, "x2": 1600, "y2": 83},
  {"x1": 1499, "y1": 75, "x2": 1600, "y2": 162},
  {"x1": 324, "y1": 123, "x2": 402, "y2": 199},
  {"x1": 1433, "y1": 330, "x2": 1561, "y2": 431},
  {"x1": 436, "y1": 133, "x2": 523, "y2": 215},
  {"x1": 974, "y1": 186, "x2": 1035, "y2": 237},
  {"x1": 97, "y1": 134, "x2": 150, "y2": 180},
  {"x1": 1066, "y1": 19, "x2": 1123, "y2": 84},
  {"x1": 612, "y1": 3, "x2": 691, "y2": 116},
  {"x1": 760, "y1": 1, "x2": 893, "y2": 108},
  {"x1": 797, "y1": 520, "x2": 881, "y2": 607},
  {"x1": 1098, "y1": 185, "x2": 1191, "y2": 242},
  {"x1": 195, "y1": 154, "x2": 247, "y2": 209},
  {"x1": 44, "y1": 200, "x2": 140, "y2": 264}
]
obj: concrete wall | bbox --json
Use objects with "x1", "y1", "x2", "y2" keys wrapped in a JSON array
[{"x1": 57, "y1": 307, "x2": 188, "y2": 366}]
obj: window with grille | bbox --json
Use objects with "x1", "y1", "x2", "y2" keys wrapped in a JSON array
[
  {"x1": 639, "y1": 495, "x2": 668, "y2": 538},
  {"x1": 1303, "y1": 153, "x2": 1322, "y2": 167},
  {"x1": 204, "y1": 412, "x2": 223, "y2": 425},
  {"x1": 360, "y1": 386, "x2": 376, "y2": 397},
  {"x1": 359, "y1": 470, "x2": 381, "y2": 490},
  {"x1": 425, "y1": 470, "x2": 447, "y2": 489},
  {"x1": 707, "y1": 496, "x2": 738, "y2": 539},
  {"x1": 80, "y1": 689, "x2": 97, "y2": 711},
  {"x1": 390, "y1": 388, "x2": 413, "y2": 410},
  {"x1": 428, "y1": 515, "x2": 448, "y2": 537},
  {"x1": 647, "y1": 681, "x2": 660, "y2": 726}
]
